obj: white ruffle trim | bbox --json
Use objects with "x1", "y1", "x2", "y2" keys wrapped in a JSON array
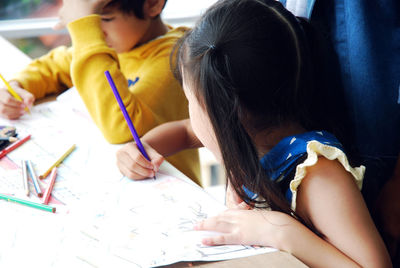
[{"x1": 290, "y1": 141, "x2": 365, "y2": 211}]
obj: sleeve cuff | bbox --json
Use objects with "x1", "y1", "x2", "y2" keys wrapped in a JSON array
[
  {"x1": 289, "y1": 141, "x2": 365, "y2": 211},
  {"x1": 67, "y1": 15, "x2": 105, "y2": 50}
]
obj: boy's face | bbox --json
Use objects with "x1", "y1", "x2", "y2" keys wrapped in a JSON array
[{"x1": 100, "y1": 8, "x2": 150, "y2": 53}]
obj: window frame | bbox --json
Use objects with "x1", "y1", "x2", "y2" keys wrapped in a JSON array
[{"x1": 0, "y1": 15, "x2": 200, "y2": 39}]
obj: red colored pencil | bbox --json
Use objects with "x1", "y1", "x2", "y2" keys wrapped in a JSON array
[
  {"x1": 42, "y1": 167, "x2": 57, "y2": 205},
  {"x1": 0, "y1": 135, "x2": 31, "y2": 159}
]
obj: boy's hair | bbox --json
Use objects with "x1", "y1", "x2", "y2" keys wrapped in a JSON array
[
  {"x1": 105, "y1": 0, "x2": 168, "y2": 19},
  {"x1": 173, "y1": 0, "x2": 337, "y2": 233}
]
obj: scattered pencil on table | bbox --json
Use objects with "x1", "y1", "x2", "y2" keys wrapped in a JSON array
[
  {"x1": 21, "y1": 160, "x2": 29, "y2": 196},
  {"x1": 0, "y1": 136, "x2": 18, "y2": 142},
  {"x1": 39, "y1": 144, "x2": 76, "y2": 179},
  {"x1": 0, "y1": 134, "x2": 31, "y2": 159},
  {"x1": 26, "y1": 160, "x2": 43, "y2": 197},
  {"x1": 0, "y1": 72, "x2": 30, "y2": 114},
  {"x1": 42, "y1": 167, "x2": 57, "y2": 205},
  {"x1": 0, "y1": 193, "x2": 55, "y2": 213},
  {"x1": 105, "y1": 70, "x2": 156, "y2": 180}
]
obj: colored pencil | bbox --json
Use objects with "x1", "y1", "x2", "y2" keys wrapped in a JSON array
[
  {"x1": 0, "y1": 193, "x2": 55, "y2": 213},
  {"x1": 39, "y1": 144, "x2": 76, "y2": 179},
  {"x1": 42, "y1": 167, "x2": 57, "y2": 205},
  {"x1": 105, "y1": 70, "x2": 156, "y2": 179},
  {"x1": 0, "y1": 73, "x2": 30, "y2": 114},
  {"x1": 26, "y1": 160, "x2": 43, "y2": 197},
  {"x1": 21, "y1": 160, "x2": 29, "y2": 196},
  {"x1": 0, "y1": 136, "x2": 18, "y2": 142},
  {"x1": 0, "y1": 134, "x2": 31, "y2": 159}
]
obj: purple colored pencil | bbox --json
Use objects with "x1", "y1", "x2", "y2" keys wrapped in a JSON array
[{"x1": 105, "y1": 71, "x2": 156, "y2": 179}]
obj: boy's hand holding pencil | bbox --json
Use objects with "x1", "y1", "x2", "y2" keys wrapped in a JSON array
[{"x1": 0, "y1": 77, "x2": 34, "y2": 119}]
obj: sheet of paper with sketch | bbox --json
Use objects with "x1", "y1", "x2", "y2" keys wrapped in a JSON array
[{"x1": 62, "y1": 173, "x2": 275, "y2": 267}]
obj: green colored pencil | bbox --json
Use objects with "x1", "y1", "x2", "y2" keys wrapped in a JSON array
[{"x1": 0, "y1": 193, "x2": 56, "y2": 213}]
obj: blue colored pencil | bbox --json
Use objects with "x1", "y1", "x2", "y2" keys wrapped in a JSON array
[
  {"x1": 105, "y1": 71, "x2": 156, "y2": 179},
  {"x1": 26, "y1": 160, "x2": 43, "y2": 197}
]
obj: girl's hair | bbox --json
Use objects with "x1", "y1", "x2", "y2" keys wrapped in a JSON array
[{"x1": 173, "y1": 0, "x2": 332, "y2": 230}]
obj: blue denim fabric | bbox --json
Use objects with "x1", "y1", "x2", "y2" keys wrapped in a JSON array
[
  {"x1": 281, "y1": 0, "x2": 400, "y2": 158},
  {"x1": 319, "y1": 0, "x2": 400, "y2": 159},
  {"x1": 280, "y1": 0, "x2": 400, "y2": 263},
  {"x1": 281, "y1": 0, "x2": 400, "y2": 189}
]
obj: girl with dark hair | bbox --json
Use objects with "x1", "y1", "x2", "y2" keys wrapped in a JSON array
[{"x1": 116, "y1": 0, "x2": 391, "y2": 266}]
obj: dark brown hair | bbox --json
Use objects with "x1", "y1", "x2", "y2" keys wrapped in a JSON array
[{"x1": 172, "y1": 0, "x2": 338, "y2": 232}]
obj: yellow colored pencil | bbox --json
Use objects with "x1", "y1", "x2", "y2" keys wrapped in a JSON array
[
  {"x1": 0, "y1": 73, "x2": 30, "y2": 114},
  {"x1": 39, "y1": 144, "x2": 76, "y2": 179}
]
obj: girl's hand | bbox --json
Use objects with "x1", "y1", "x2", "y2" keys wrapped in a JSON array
[
  {"x1": 194, "y1": 208, "x2": 293, "y2": 248},
  {"x1": 54, "y1": 0, "x2": 111, "y2": 30},
  {"x1": 0, "y1": 81, "x2": 34, "y2": 119},
  {"x1": 116, "y1": 141, "x2": 164, "y2": 180}
]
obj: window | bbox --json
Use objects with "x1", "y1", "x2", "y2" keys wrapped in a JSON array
[
  {"x1": 0, "y1": 0, "x2": 61, "y2": 20},
  {"x1": 0, "y1": 0, "x2": 219, "y2": 57},
  {"x1": 0, "y1": 0, "x2": 67, "y2": 58}
]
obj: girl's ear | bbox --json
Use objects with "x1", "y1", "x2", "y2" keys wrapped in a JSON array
[{"x1": 143, "y1": 0, "x2": 166, "y2": 19}]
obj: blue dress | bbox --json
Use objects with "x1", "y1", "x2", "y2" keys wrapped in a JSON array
[{"x1": 245, "y1": 131, "x2": 364, "y2": 210}]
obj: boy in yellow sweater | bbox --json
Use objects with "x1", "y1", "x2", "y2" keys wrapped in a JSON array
[{"x1": 0, "y1": 0, "x2": 201, "y2": 185}]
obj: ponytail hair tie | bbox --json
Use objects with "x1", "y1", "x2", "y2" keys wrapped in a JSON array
[{"x1": 209, "y1": 44, "x2": 216, "y2": 50}]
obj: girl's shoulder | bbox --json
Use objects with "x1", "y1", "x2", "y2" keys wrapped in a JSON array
[
  {"x1": 260, "y1": 131, "x2": 364, "y2": 210},
  {"x1": 260, "y1": 131, "x2": 343, "y2": 175},
  {"x1": 288, "y1": 132, "x2": 365, "y2": 211}
]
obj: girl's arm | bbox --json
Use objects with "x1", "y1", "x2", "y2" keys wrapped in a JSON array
[
  {"x1": 294, "y1": 157, "x2": 391, "y2": 267},
  {"x1": 196, "y1": 158, "x2": 392, "y2": 267},
  {"x1": 117, "y1": 119, "x2": 202, "y2": 179},
  {"x1": 142, "y1": 119, "x2": 202, "y2": 156}
]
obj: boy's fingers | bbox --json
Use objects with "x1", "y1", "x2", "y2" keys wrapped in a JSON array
[
  {"x1": 0, "y1": 104, "x2": 23, "y2": 119},
  {"x1": 0, "y1": 90, "x2": 22, "y2": 108},
  {"x1": 0, "y1": 95, "x2": 24, "y2": 115},
  {"x1": 53, "y1": 20, "x2": 65, "y2": 31},
  {"x1": 2, "y1": 99, "x2": 22, "y2": 109},
  {"x1": 18, "y1": 90, "x2": 35, "y2": 104}
]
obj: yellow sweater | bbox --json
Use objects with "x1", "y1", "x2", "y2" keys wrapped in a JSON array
[{"x1": 13, "y1": 15, "x2": 201, "y2": 185}]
